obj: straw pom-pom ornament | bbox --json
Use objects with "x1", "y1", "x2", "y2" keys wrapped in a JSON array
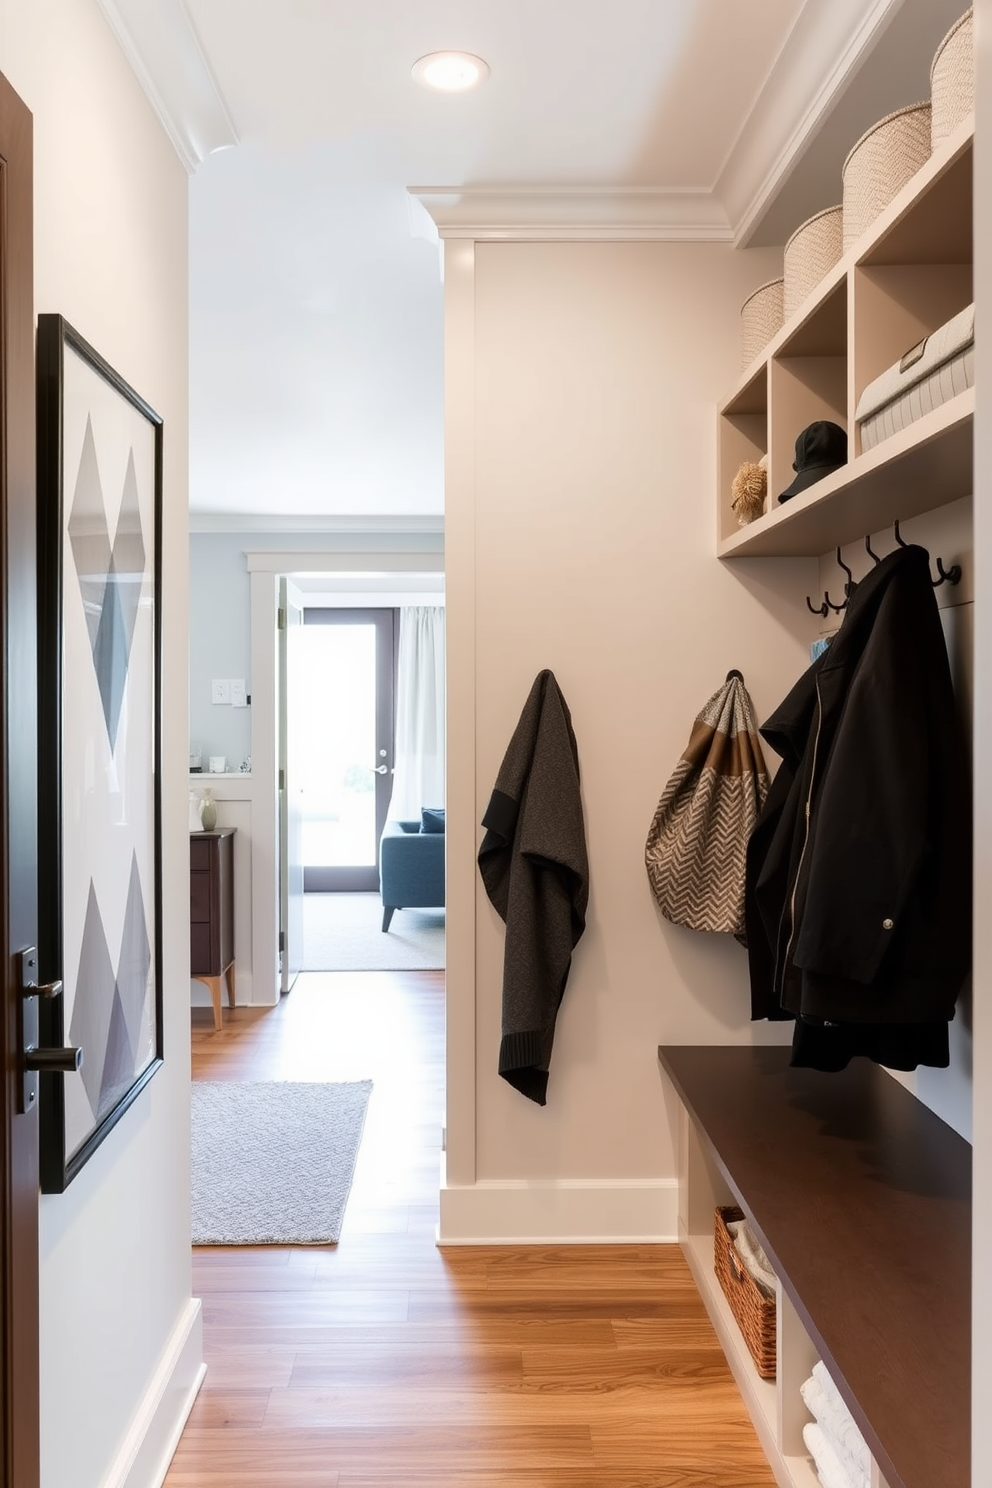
[{"x1": 731, "y1": 458, "x2": 767, "y2": 526}]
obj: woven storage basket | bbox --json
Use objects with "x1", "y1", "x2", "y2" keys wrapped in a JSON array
[
  {"x1": 842, "y1": 102, "x2": 932, "y2": 250},
  {"x1": 714, "y1": 1206, "x2": 776, "y2": 1380},
  {"x1": 931, "y1": 9, "x2": 973, "y2": 149},
  {"x1": 784, "y1": 205, "x2": 843, "y2": 318},
  {"x1": 740, "y1": 277, "x2": 784, "y2": 370}
]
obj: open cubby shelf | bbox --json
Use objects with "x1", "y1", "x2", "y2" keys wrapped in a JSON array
[
  {"x1": 659, "y1": 1046, "x2": 970, "y2": 1488},
  {"x1": 719, "y1": 115, "x2": 973, "y2": 558}
]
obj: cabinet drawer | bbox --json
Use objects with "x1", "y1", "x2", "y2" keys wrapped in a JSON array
[
  {"x1": 190, "y1": 871, "x2": 211, "y2": 923},
  {"x1": 190, "y1": 922, "x2": 213, "y2": 974},
  {"x1": 190, "y1": 837, "x2": 212, "y2": 871}
]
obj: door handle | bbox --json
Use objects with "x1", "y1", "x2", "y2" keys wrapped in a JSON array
[
  {"x1": 372, "y1": 765, "x2": 389, "y2": 774},
  {"x1": 18, "y1": 948, "x2": 83, "y2": 1114}
]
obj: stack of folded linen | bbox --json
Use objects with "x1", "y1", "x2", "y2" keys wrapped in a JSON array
[
  {"x1": 725, "y1": 1215, "x2": 777, "y2": 1295},
  {"x1": 800, "y1": 1361, "x2": 871, "y2": 1488}
]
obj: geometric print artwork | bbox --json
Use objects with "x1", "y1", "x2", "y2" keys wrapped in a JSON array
[
  {"x1": 68, "y1": 414, "x2": 146, "y2": 752},
  {"x1": 37, "y1": 316, "x2": 163, "y2": 1192},
  {"x1": 68, "y1": 854, "x2": 152, "y2": 1128}
]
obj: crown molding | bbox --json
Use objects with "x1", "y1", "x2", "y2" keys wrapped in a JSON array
[
  {"x1": 716, "y1": 0, "x2": 903, "y2": 245},
  {"x1": 190, "y1": 511, "x2": 444, "y2": 537},
  {"x1": 94, "y1": 0, "x2": 238, "y2": 173},
  {"x1": 411, "y1": 187, "x2": 733, "y2": 242}
]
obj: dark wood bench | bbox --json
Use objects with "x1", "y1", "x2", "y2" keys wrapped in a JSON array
[{"x1": 658, "y1": 1044, "x2": 970, "y2": 1488}]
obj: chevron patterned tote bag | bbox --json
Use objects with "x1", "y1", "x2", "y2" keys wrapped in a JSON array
[{"x1": 645, "y1": 674, "x2": 768, "y2": 938}]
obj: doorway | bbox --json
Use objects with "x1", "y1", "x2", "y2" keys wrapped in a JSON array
[{"x1": 298, "y1": 608, "x2": 398, "y2": 893}]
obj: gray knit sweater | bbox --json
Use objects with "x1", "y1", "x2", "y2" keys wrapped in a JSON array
[{"x1": 478, "y1": 671, "x2": 589, "y2": 1105}]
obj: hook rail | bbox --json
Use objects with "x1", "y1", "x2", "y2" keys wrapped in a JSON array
[{"x1": 805, "y1": 522, "x2": 961, "y2": 617}]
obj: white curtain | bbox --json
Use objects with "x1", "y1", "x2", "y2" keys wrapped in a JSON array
[{"x1": 388, "y1": 606, "x2": 446, "y2": 821}]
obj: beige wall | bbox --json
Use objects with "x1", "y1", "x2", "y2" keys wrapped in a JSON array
[
  {"x1": 443, "y1": 239, "x2": 816, "y2": 1242},
  {"x1": 0, "y1": 2, "x2": 197, "y2": 1485}
]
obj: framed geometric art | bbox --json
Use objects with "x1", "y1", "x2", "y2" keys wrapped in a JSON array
[{"x1": 36, "y1": 315, "x2": 163, "y2": 1193}]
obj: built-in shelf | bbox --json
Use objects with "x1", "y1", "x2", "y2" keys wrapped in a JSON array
[
  {"x1": 659, "y1": 1046, "x2": 970, "y2": 1488},
  {"x1": 718, "y1": 115, "x2": 974, "y2": 558},
  {"x1": 719, "y1": 388, "x2": 973, "y2": 557}
]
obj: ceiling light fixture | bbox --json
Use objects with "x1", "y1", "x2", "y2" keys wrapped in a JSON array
[{"x1": 412, "y1": 51, "x2": 489, "y2": 92}]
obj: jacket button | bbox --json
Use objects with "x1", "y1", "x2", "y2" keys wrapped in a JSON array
[{"x1": 882, "y1": 917, "x2": 894, "y2": 930}]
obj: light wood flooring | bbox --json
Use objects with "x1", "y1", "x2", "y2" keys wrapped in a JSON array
[{"x1": 167, "y1": 970, "x2": 775, "y2": 1487}]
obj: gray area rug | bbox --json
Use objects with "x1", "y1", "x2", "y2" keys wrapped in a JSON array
[
  {"x1": 303, "y1": 890, "x2": 445, "y2": 971},
  {"x1": 191, "y1": 1080, "x2": 372, "y2": 1245}
]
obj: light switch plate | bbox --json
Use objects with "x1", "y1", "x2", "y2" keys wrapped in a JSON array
[
  {"x1": 211, "y1": 678, "x2": 231, "y2": 704},
  {"x1": 230, "y1": 678, "x2": 247, "y2": 708}
]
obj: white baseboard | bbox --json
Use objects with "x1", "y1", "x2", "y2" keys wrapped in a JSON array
[
  {"x1": 438, "y1": 1177, "x2": 678, "y2": 1244},
  {"x1": 102, "y1": 1298, "x2": 205, "y2": 1488}
]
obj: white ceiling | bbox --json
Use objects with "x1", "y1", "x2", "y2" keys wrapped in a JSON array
[{"x1": 97, "y1": 0, "x2": 968, "y2": 524}]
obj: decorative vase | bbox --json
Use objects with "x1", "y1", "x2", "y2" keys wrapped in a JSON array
[
  {"x1": 189, "y1": 790, "x2": 204, "y2": 832},
  {"x1": 198, "y1": 790, "x2": 217, "y2": 831}
]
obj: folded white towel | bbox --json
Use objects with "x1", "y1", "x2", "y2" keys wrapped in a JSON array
[
  {"x1": 801, "y1": 1371, "x2": 871, "y2": 1481},
  {"x1": 804, "y1": 1420, "x2": 867, "y2": 1488},
  {"x1": 726, "y1": 1217, "x2": 777, "y2": 1296},
  {"x1": 809, "y1": 1363, "x2": 871, "y2": 1474}
]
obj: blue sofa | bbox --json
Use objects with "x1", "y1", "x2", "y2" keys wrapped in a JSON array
[{"x1": 379, "y1": 814, "x2": 445, "y2": 931}]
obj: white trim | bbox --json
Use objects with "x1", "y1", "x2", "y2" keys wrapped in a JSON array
[
  {"x1": 413, "y1": 186, "x2": 732, "y2": 242},
  {"x1": 438, "y1": 1174, "x2": 679, "y2": 1245},
  {"x1": 245, "y1": 550, "x2": 445, "y2": 575},
  {"x1": 442, "y1": 239, "x2": 478, "y2": 1189},
  {"x1": 190, "y1": 512, "x2": 444, "y2": 535},
  {"x1": 101, "y1": 1299, "x2": 204, "y2": 1488},
  {"x1": 717, "y1": 0, "x2": 902, "y2": 246},
  {"x1": 248, "y1": 572, "x2": 281, "y2": 1008},
  {"x1": 93, "y1": 0, "x2": 238, "y2": 173}
]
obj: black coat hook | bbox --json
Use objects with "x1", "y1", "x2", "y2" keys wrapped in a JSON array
[
  {"x1": 725, "y1": 669, "x2": 744, "y2": 683},
  {"x1": 824, "y1": 547, "x2": 856, "y2": 612},
  {"x1": 806, "y1": 591, "x2": 830, "y2": 618},
  {"x1": 865, "y1": 534, "x2": 882, "y2": 565},
  {"x1": 932, "y1": 555, "x2": 963, "y2": 588},
  {"x1": 891, "y1": 518, "x2": 961, "y2": 586}
]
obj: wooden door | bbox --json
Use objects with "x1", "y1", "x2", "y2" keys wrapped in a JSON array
[{"x1": 0, "y1": 67, "x2": 40, "y2": 1488}]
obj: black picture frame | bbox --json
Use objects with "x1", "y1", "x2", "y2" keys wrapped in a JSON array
[{"x1": 36, "y1": 315, "x2": 163, "y2": 1193}]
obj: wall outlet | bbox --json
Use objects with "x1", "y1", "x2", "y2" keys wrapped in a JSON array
[
  {"x1": 230, "y1": 678, "x2": 247, "y2": 708},
  {"x1": 211, "y1": 678, "x2": 231, "y2": 705}
]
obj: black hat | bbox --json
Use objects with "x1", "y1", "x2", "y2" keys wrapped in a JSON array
[{"x1": 778, "y1": 420, "x2": 847, "y2": 504}]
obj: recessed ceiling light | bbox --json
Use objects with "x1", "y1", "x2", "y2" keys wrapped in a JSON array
[{"x1": 412, "y1": 51, "x2": 490, "y2": 93}]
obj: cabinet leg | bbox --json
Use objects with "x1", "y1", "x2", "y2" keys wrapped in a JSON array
[
  {"x1": 192, "y1": 973, "x2": 224, "y2": 1030},
  {"x1": 207, "y1": 975, "x2": 223, "y2": 1030}
]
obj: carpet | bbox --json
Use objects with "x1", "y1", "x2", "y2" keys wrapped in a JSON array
[
  {"x1": 303, "y1": 890, "x2": 445, "y2": 971},
  {"x1": 191, "y1": 1079, "x2": 372, "y2": 1245}
]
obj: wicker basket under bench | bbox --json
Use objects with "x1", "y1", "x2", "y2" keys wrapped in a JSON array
[{"x1": 714, "y1": 1204, "x2": 776, "y2": 1379}]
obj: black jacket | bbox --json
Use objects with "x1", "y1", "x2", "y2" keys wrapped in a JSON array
[
  {"x1": 478, "y1": 671, "x2": 589, "y2": 1105},
  {"x1": 745, "y1": 545, "x2": 971, "y2": 1069}
]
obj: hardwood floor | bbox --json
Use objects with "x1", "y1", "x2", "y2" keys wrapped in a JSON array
[{"x1": 167, "y1": 970, "x2": 775, "y2": 1487}]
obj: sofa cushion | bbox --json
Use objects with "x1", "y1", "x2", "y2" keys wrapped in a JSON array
[{"x1": 421, "y1": 807, "x2": 446, "y2": 834}]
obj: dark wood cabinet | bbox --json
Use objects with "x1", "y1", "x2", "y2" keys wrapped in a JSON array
[{"x1": 190, "y1": 828, "x2": 236, "y2": 1029}]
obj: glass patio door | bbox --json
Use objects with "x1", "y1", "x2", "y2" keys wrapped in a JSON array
[{"x1": 298, "y1": 608, "x2": 396, "y2": 891}]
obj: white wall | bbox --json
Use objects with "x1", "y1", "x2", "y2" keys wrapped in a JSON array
[
  {"x1": 0, "y1": 4, "x2": 200, "y2": 1486},
  {"x1": 972, "y1": 0, "x2": 991, "y2": 1476},
  {"x1": 188, "y1": 528, "x2": 445, "y2": 768},
  {"x1": 443, "y1": 239, "x2": 815, "y2": 1243},
  {"x1": 189, "y1": 535, "x2": 254, "y2": 769}
]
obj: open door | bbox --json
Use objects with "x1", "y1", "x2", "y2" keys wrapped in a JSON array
[
  {"x1": 0, "y1": 67, "x2": 41, "y2": 1488},
  {"x1": 278, "y1": 579, "x2": 304, "y2": 991}
]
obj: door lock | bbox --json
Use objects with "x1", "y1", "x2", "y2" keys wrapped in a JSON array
[{"x1": 18, "y1": 948, "x2": 83, "y2": 1114}]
